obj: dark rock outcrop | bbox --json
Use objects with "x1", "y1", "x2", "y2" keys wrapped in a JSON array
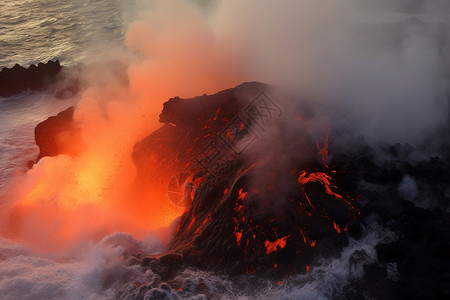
[
  {"x1": 0, "y1": 60, "x2": 62, "y2": 97},
  {"x1": 34, "y1": 106, "x2": 83, "y2": 161},
  {"x1": 333, "y1": 140, "x2": 450, "y2": 299},
  {"x1": 133, "y1": 82, "x2": 359, "y2": 278},
  {"x1": 0, "y1": 59, "x2": 129, "y2": 98}
]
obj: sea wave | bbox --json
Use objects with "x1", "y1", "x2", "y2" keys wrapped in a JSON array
[{"x1": 0, "y1": 0, "x2": 140, "y2": 68}]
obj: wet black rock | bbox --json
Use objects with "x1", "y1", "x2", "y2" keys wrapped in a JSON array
[
  {"x1": 373, "y1": 205, "x2": 450, "y2": 300},
  {"x1": 334, "y1": 141, "x2": 450, "y2": 300},
  {"x1": 139, "y1": 253, "x2": 186, "y2": 283}
]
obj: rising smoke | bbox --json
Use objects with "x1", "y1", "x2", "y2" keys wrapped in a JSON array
[
  {"x1": 213, "y1": 0, "x2": 450, "y2": 146},
  {"x1": 1, "y1": 0, "x2": 243, "y2": 252}
]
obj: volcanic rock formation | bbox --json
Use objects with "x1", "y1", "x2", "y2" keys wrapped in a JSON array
[
  {"x1": 133, "y1": 82, "x2": 359, "y2": 277},
  {"x1": 0, "y1": 59, "x2": 128, "y2": 99},
  {"x1": 34, "y1": 106, "x2": 83, "y2": 161},
  {"x1": 0, "y1": 60, "x2": 62, "y2": 97}
]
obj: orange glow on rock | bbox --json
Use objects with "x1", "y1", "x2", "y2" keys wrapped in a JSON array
[
  {"x1": 235, "y1": 230, "x2": 243, "y2": 245},
  {"x1": 298, "y1": 171, "x2": 346, "y2": 201},
  {"x1": 213, "y1": 108, "x2": 221, "y2": 121},
  {"x1": 238, "y1": 188, "x2": 248, "y2": 201},
  {"x1": 333, "y1": 221, "x2": 341, "y2": 233}
]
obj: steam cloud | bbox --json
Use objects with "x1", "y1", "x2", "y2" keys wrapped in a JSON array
[
  {"x1": 2, "y1": 0, "x2": 243, "y2": 252},
  {"x1": 214, "y1": 0, "x2": 450, "y2": 146}
]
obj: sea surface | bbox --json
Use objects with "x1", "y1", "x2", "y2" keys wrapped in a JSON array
[
  {"x1": 0, "y1": 0, "x2": 147, "y2": 69},
  {"x1": 0, "y1": 92, "x2": 78, "y2": 192}
]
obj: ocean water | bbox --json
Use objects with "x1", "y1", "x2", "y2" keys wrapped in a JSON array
[
  {"x1": 0, "y1": 92, "x2": 77, "y2": 192},
  {"x1": 0, "y1": 0, "x2": 145, "y2": 68},
  {"x1": 0, "y1": 0, "x2": 132, "y2": 192}
]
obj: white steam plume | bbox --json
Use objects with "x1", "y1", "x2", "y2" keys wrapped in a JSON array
[{"x1": 212, "y1": 0, "x2": 450, "y2": 146}]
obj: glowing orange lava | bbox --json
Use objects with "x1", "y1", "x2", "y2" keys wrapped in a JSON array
[
  {"x1": 333, "y1": 221, "x2": 341, "y2": 233},
  {"x1": 235, "y1": 230, "x2": 243, "y2": 245},
  {"x1": 298, "y1": 171, "x2": 353, "y2": 207},
  {"x1": 265, "y1": 235, "x2": 290, "y2": 255},
  {"x1": 238, "y1": 188, "x2": 248, "y2": 200}
]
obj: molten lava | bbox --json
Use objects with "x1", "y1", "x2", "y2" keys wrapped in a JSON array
[
  {"x1": 265, "y1": 235, "x2": 290, "y2": 254},
  {"x1": 298, "y1": 171, "x2": 355, "y2": 208}
]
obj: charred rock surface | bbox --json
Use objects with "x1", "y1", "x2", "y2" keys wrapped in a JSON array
[{"x1": 0, "y1": 60, "x2": 62, "y2": 97}]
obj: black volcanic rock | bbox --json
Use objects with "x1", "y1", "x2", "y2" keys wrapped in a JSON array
[
  {"x1": 0, "y1": 60, "x2": 62, "y2": 97},
  {"x1": 34, "y1": 106, "x2": 83, "y2": 161},
  {"x1": 0, "y1": 59, "x2": 129, "y2": 98},
  {"x1": 331, "y1": 141, "x2": 450, "y2": 299},
  {"x1": 133, "y1": 82, "x2": 359, "y2": 278},
  {"x1": 373, "y1": 205, "x2": 450, "y2": 300},
  {"x1": 28, "y1": 59, "x2": 139, "y2": 163}
]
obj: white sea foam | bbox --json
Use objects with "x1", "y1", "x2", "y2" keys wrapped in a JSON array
[
  {"x1": 0, "y1": 233, "x2": 163, "y2": 300},
  {"x1": 0, "y1": 221, "x2": 393, "y2": 300}
]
